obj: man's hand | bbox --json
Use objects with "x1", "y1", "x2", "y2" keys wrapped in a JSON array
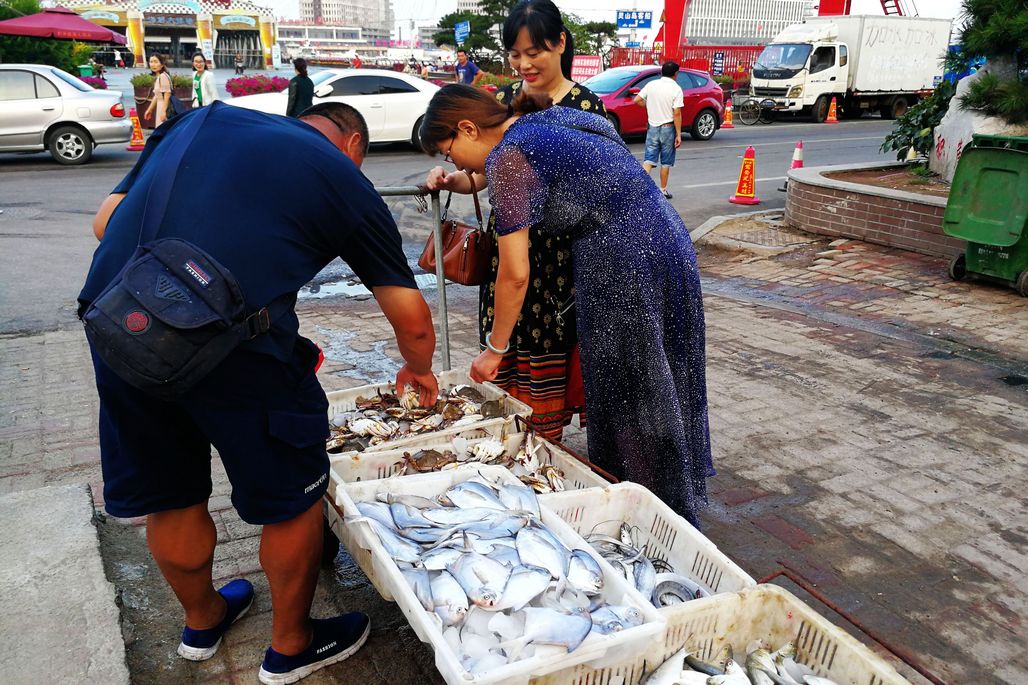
[
  {"x1": 469, "y1": 349, "x2": 503, "y2": 383},
  {"x1": 674, "y1": 133, "x2": 682, "y2": 149},
  {"x1": 396, "y1": 364, "x2": 439, "y2": 407}
]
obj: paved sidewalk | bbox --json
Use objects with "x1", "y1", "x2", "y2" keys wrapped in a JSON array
[{"x1": 0, "y1": 235, "x2": 1025, "y2": 684}]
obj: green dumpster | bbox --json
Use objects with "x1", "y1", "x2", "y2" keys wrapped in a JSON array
[
  {"x1": 943, "y1": 134, "x2": 1028, "y2": 296},
  {"x1": 78, "y1": 65, "x2": 94, "y2": 77}
]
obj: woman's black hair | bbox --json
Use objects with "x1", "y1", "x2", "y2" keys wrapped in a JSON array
[
  {"x1": 502, "y1": 0, "x2": 575, "y2": 80},
  {"x1": 419, "y1": 84, "x2": 551, "y2": 155},
  {"x1": 293, "y1": 57, "x2": 308, "y2": 77},
  {"x1": 191, "y1": 52, "x2": 206, "y2": 71}
]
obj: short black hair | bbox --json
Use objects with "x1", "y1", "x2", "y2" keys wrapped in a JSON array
[
  {"x1": 661, "y1": 61, "x2": 680, "y2": 78},
  {"x1": 299, "y1": 102, "x2": 370, "y2": 155},
  {"x1": 457, "y1": 49, "x2": 468, "y2": 56}
]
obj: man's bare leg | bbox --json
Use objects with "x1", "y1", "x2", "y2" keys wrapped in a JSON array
[{"x1": 660, "y1": 165, "x2": 671, "y2": 191}]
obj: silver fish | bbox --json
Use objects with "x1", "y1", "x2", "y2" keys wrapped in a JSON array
[
  {"x1": 448, "y1": 552, "x2": 511, "y2": 609},
  {"x1": 497, "y1": 482, "x2": 541, "y2": 517},
  {"x1": 642, "y1": 647, "x2": 687, "y2": 685},
  {"x1": 516, "y1": 527, "x2": 570, "y2": 582},
  {"x1": 442, "y1": 480, "x2": 505, "y2": 510},
  {"x1": 422, "y1": 506, "x2": 501, "y2": 526},
  {"x1": 707, "y1": 660, "x2": 750, "y2": 685},
  {"x1": 633, "y1": 554, "x2": 657, "y2": 599},
  {"x1": 494, "y1": 564, "x2": 551, "y2": 612},
  {"x1": 390, "y1": 502, "x2": 436, "y2": 529},
  {"x1": 398, "y1": 525, "x2": 454, "y2": 545},
  {"x1": 567, "y1": 549, "x2": 604, "y2": 595},
  {"x1": 402, "y1": 567, "x2": 433, "y2": 612},
  {"x1": 365, "y1": 518, "x2": 421, "y2": 564},
  {"x1": 589, "y1": 605, "x2": 643, "y2": 634},
  {"x1": 422, "y1": 546, "x2": 464, "y2": 571},
  {"x1": 376, "y1": 492, "x2": 438, "y2": 509},
  {"x1": 430, "y1": 570, "x2": 468, "y2": 627},
  {"x1": 747, "y1": 649, "x2": 778, "y2": 685},
  {"x1": 355, "y1": 501, "x2": 395, "y2": 529},
  {"x1": 460, "y1": 514, "x2": 531, "y2": 540},
  {"x1": 779, "y1": 656, "x2": 815, "y2": 684},
  {"x1": 485, "y1": 544, "x2": 522, "y2": 568},
  {"x1": 501, "y1": 607, "x2": 592, "y2": 658},
  {"x1": 686, "y1": 646, "x2": 729, "y2": 676},
  {"x1": 652, "y1": 572, "x2": 709, "y2": 606}
]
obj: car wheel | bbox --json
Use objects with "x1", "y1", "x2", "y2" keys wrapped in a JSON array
[
  {"x1": 605, "y1": 113, "x2": 621, "y2": 135},
  {"x1": 812, "y1": 95, "x2": 830, "y2": 123},
  {"x1": 49, "y1": 125, "x2": 93, "y2": 165},
  {"x1": 690, "y1": 109, "x2": 718, "y2": 141},
  {"x1": 411, "y1": 115, "x2": 426, "y2": 152}
]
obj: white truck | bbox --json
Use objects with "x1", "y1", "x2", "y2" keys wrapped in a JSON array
[{"x1": 749, "y1": 15, "x2": 952, "y2": 122}]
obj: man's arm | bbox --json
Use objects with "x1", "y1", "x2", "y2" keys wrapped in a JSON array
[
  {"x1": 92, "y1": 193, "x2": 126, "y2": 240},
  {"x1": 674, "y1": 107, "x2": 682, "y2": 148},
  {"x1": 372, "y1": 285, "x2": 438, "y2": 405},
  {"x1": 633, "y1": 95, "x2": 646, "y2": 107},
  {"x1": 471, "y1": 65, "x2": 484, "y2": 85}
]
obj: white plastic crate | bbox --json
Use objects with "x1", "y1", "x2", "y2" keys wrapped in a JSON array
[
  {"x1": 326, "y1": 432, "x2": 610, "y2": 501},
  {"x1": 530, "y1": 584, "x2": 912, "y2": 685},
  {"x1": 328, "y1": 466, "x2": 665, "y2": 685},
  {"x1": 538, "y1": 482, "x2": 756, "y2": 608}
]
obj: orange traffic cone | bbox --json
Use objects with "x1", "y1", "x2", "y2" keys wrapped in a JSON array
[
  {"x1": 722, "y1": 99, "x2": 735, "y2": 129},
  {"x1": 825, "y1": 97, "x2": 839, "y2": 124},
  {"x1": 779, "y1": 141, "x2": 804, "y2": 192},
  {"x1": 126, "y1": 107, "x2": 145, "y2": 151},
  {"x1": 729, "y1": 146, "x2": 760, "y2": 205}
]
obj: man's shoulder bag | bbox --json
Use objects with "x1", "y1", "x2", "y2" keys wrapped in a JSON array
[
  {"x1": 81, "y1": 107, "x2": 290, "y2": 400},
  {"x1": 418, "y1": 170, "x2": 493, "y2": 286}
]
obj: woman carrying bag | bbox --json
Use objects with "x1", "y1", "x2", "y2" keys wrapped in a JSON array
[
  {"x1": 144, "y1": 54, "x2": 172, "y2": 127},
  {"x1": 191, "y1": 53, "x2": 218, "y2": 108}
]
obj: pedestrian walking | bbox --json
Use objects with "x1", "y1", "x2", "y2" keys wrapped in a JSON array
[
  {"x1": 424, "y1": 0, "x2": 605, "y2": 439},
  {"x1": 285, "y1": 57, "x2": 314, "y2": 118},
  {"x1": 455, "y1": 49, "x2": 483, "y2": 85},
  {"x1": 144, "y1": 53, "x2": 172, "y2": 127},
  {"x1": 81, "y1": 101, "x2": 438, "y2": 684},
  {"x1": 114, "y1": 48, "x2": 124, "y2": 68},
  {"x1": 191, "y1": 53, "x2": 218, "y2": 108},
  {"x1": 635, "y1": 60, "x2": 684, "y2": 198},
  {"x1": 420, "y1": 85, "x2": 714, "y2": 525}
]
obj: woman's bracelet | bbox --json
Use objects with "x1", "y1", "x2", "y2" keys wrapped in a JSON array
[{"x1": 485, "y1": 332, "x2": 510, "y2": 355}]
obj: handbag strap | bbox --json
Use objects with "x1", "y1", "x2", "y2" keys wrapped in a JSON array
[{"x1": 465, "y1": 170, "x2": 483, "y2": 228}]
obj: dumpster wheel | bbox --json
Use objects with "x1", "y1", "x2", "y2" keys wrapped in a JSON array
[
  {"x1": 1017, "y1": 270, "x2": 1028, "y2": 297},
  {"x1": 948, "y1": 254, "x2": 967, "y2": 281}
]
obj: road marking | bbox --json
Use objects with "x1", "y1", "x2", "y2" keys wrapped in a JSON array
[
  {"x1": 678, "y1": 176, "x2": 788, "y2": 189},
  {"x1": 686, "y1": 135, "x2": 886, "y2": 152}
]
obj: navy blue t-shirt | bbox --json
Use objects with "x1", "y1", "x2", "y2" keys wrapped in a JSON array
[{"x1": 78, "y1": 102, "x2": 416, "y2": 361}]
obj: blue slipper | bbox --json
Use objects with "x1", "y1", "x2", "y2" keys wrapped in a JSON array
[
  {"x1": 177, "y1": 578, "x2": 254, "y2": 661},
  {"x1": 258, "y1": 612, "x2": 371, "y2": 684}
]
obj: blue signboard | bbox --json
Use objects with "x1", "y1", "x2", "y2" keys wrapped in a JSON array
[
  {"x1": 616, "y1": 10, "x2": 652, "y2": 29},
  {"x1": 712, "y1": 51, "x2": 725, "y2": 75},
  {"x1": 454, "y1": 20, "x2": 470, "y2": 45},
  {"x1": 624, "y1": 41, "x2": 641, "y2": 48}
]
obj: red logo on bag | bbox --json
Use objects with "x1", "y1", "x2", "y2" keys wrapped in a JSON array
[{"x1": 125, "y1": 311, "x2": 150, "y2": 334}]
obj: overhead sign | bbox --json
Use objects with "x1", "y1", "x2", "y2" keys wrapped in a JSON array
[
  {"x1": 570, "y1": 55, "x2": 602, "y2": 82},
  {"x1": 220, "y1": 15, "x2": 257, "y2": 27},
  {"x1": 616, "y1": 10, "x2": 652, "y2": 29},
  {"x1": 454, "y1": 20, "x2": 470, "y2": 46},
  {"x1": 624, "y1": 41, "x2": 640, "y2": 48},
  {"x1": 712, "y1": 51, "x2": 725, "y2": 75},
  {"x1": 138, "y1": 0, "x2": 201, "y2": 13}
]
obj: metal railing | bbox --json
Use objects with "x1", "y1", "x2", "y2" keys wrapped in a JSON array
[{"x1": 375, "y1": 185, "x2": 451, "y2": 371}]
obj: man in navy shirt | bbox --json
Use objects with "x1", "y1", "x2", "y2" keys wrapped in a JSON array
[
  {"x1": 455, "y1": 49, "x2": 483, "y2": 85},
  {"x1": 83, "y1": 102, "x2": 437, "y2": 684}
]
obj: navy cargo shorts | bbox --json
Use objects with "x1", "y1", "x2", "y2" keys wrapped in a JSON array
[{"x1": 90, "y1": 337, "x2": 330, "y2": 525}]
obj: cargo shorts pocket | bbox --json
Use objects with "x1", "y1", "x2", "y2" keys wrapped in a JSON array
[{"x1": 267, "y1": 409, "x2": 329, "y2": 450}]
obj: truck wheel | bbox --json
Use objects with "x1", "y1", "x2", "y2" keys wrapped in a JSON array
[
  {"x1": 948, "y1": 254, "x2": 967, "y2": 281},
  {"x1": 1016, "y1": 270, "x2": 1028, "y2": 297},
  {"x1": 882, "y1": 97, "x2": 909, "y2": 120},
  {"x1": 812, "y1": 95, "x2": 830, "y2": 123}
]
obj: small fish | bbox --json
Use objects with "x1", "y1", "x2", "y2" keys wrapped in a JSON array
[
  {"x1": 355, "y1": 501, "x2": 394, "y2": 529},
  {"x1": 746, "y1": 649, "x2": 779, "y2": 685},
  {"x1": 516, "y1": 526, "x2": 571, "y2": 583},
  {"x1": 441, "y1": 480, "x2": 505, "y2": 510},
  {"x1": 422, "y1": 507, "x2": 500, "y2": 527},
  {"x1": 494, "y1": 564, "x2": 551, "y2": 612},
  {"x1": 685, "y1": 648, "x2": 727, "y2": 676},
  {"x1": 402, "y1": 567, "x2": 433, "y2": 612},
  {"x1": 567, "y1": 549, "x2": 604, "y2": 595},
  {"x1": 365, "y1": 518, "x2": 421, "y2": 564},
  {"x1": 376, "y1": 492, "x2": 438, "y2": 509},
  {"x1": 497, "y1": 482, "x2": 541, "y2": 517},
  {"x1": 642, "y1": 647, "x2": 687, "y2": 685},
  {"x1": 448, "y1": 552, "x2": 511, "y2": 609},
  {"x1": 651, "y1": 572, "x2": 709, "y2": 606},
  {"x1": 389, "y1": 503, "x2": 436, "y2": 529},
  {"x1": 633, "y1": 554, "x2": 657, "y2": 599},
  {"x1": 706, "y1": 660, "x2": 750, "y2": 685},
  {"x1": 430, "y1": 571, "x2": 468, "y2": 627},
  {"x1": 422, "y1": 546, "x2": 464, "y2": 570},
  {"x1": 500, "y1": 607, "x2": 592, "y2": 658},
  {"x1": 589, "y1": 605, "x2": 643, "y2": 634}
]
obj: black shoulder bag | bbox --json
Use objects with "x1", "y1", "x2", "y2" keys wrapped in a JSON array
[{"x1": 82, "y1": 107, "x2": 291, "y2": 400}]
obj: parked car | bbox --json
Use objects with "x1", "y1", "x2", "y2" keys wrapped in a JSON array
[
  {"x1": 0, "y1": 64, "x2": 131, "y2": 165},
  {"x1": 225, "y1": 68, "x2": 439, "y2": 150},
  {"x1": 583, "y1": 65, "x2": 725, "y2": 141}
]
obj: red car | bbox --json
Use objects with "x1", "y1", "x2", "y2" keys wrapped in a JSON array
[{"x1": 583, "y1": 65, "x2": 725, "y2": 141}]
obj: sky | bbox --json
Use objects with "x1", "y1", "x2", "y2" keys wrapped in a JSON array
[{"x1": 267, "y1": 0, "x2": 966, "y2": 39}]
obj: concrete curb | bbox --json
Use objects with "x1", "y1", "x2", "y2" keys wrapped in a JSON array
[
  {"x1": 0, "y1": 484, "x2": 130, "y2": 684},
  {"x1": 690, "y1": 209, "x2": 779, "y2": 243},
  {"x1": 788, "y1": 161, "x2": 949, "y2": 207}
]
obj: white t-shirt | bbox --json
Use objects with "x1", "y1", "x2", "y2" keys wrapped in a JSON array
[{"x1": 638, "y1": 76, "x2": 684, "y2": 127}]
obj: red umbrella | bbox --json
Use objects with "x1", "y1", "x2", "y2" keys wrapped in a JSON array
[{"x1": 0, "y1": 6, "x2": 127, "y2": 44}]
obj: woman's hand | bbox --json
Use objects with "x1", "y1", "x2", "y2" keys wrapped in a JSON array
[
  {"x1": 470, "y1": 349, "x2": 504, "y2": 383},
  {"x1": 424, "y1": 166, "x2": 467, "y2": 193}
]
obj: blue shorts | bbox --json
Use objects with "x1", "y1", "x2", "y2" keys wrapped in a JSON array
[
  {"x1": 644, "y1": 125, "x2": 677, "y2": 167},
  {"x1": 90, "y1": 337, "x2": 330, "y2": 525}
]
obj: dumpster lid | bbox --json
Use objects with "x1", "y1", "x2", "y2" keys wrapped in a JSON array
[{"x1": 943, "y1": 146, "x2": 1028, "y2": 247}]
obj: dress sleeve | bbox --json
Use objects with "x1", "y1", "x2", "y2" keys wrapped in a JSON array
[{"x1": 486, "y1": 143, "x2": 546, "y2": 236}]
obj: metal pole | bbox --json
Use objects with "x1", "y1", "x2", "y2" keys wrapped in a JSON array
[{"x1": 374, "y1": 185, "x2": 451, "y2": 371}]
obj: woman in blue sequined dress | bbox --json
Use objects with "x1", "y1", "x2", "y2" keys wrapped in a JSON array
[{"x1": 421, "y1": 85, "x2": 714, "y2": 524}]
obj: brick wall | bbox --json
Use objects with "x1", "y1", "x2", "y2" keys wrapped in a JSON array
[{"x1": 785, "y1": 169, "x2": 965, "y2": 258}]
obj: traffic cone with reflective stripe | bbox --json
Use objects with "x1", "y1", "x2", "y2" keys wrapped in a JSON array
[
  {"x1": 779, "y1": 141, "x2": 804, "y2": 192},
  {"x1": 825, "y1": 96, "x2": 839, "y2": 124},
  {"x1": 729, "y1": 146, "x2": 760, "y2": 205},
  {"x1": 126, "y1": 107, "x2": 145, "y2": 151},
  {"x1": 722, "y1": 99, "x2": 735, "y2": 129}
]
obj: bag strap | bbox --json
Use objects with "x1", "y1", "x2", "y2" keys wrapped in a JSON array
[
  {"x1": 440, "y1": 170, "x2": 484, "y2": 229},
  {"x1": 138, "y1": 106, "x2": 213, "y2": 246}
]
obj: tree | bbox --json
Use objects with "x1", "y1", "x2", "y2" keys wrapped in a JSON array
[
  {"x1": 0, "y1": 0, "x2": 86, "y2": 73},
  {"x1": 957, "y1": 0, "x2": 1028, "y2": 123},
  {"x1": 433, "y1": 12, "x2": 500, "y2": 63}
]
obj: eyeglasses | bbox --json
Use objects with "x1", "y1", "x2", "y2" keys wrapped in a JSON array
[{"x1": 442, "y1": 132, "x2": 456, "y2": 165}]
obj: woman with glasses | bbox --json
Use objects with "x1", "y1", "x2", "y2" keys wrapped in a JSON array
[
  {"x1": 420, "y1": 84, "x2": 714, "y2": 526},
  {"x1": 424, "y1": 0, "x2": 605, "y2": 440}
]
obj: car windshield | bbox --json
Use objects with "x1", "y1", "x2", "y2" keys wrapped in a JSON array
[
  {"x1": 49, "y1": 68, "x2": 92, "y2": 92},
  {"x1": 753, "y1": 43, "x2": 813, "y2": 79},
  {"x1": 311, "y1": 71, "x2": 337, "y2": 86},
  {"x1": 582, "y1": 69, "x2": 644, "y2": 94}
]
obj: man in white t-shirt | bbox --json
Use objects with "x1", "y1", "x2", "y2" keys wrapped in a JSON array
[{"x1": 634, "y1": 61, "x2": 684, "y2": 198}]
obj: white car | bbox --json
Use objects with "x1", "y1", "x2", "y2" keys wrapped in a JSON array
[{"x1": 226, "y1": 69, "x2": 438, "y2": 150}]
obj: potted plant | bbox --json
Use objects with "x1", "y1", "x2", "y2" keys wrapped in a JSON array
[{"x1": 131, "y1": 72, "x2": 195, "y2": 128}]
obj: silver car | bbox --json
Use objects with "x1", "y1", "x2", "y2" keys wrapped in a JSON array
[{"x1": 0, "y1": 64, "x2": 132, "y2": 165}]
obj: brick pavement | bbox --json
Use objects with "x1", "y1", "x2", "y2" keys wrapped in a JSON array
[{"x1": 0, "y1": 237, "x2": 1025, "y2": 684}]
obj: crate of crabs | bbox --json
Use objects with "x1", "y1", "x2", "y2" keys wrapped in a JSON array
[
  {"x1": 325, "y1": 466, "x2": 664, "y2": 685},
  {"x1": 530, "y1": 584, "x2": 912, "y2": 685},
  {"x1": 325, "y1": 370, "x2": 532, "y2": 454},
  {"x1": 326, "y1": 432, "x2": 611, "y2": 501}
]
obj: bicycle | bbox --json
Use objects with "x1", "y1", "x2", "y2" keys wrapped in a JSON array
[{"x1": 738, "y1": 97, "x2": 778, "y2": 125}]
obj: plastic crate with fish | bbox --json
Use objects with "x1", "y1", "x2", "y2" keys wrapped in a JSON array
[
  {"x1": 325, "y1": 370, "x2": 532, "y2": 454},
  {"x1": 538, "y1": 482, "x2": 755, "y2": 613},
  {"x1": 327, "y1": 432, "x2": 611, "y2": 499},
  {"x1": 531, "y1": 584, "x2": 912, "y2": 685},
  {"x1": 326, "y1": 466, "x2": 665, "y2": 685}
]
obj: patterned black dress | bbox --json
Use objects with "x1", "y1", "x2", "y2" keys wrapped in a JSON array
[{"x1": 481, "y1": 81, "x2": 606, "y2": 438}]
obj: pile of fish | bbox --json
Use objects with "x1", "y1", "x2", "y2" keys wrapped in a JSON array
[
  {"x1": 328, "y1": 385, "x2": 504, "y2": 453},
  {"x1": 350, "y1": 474, "x2": 648, "y2": 675},
  {"x1": 584, "y1": 522, "x2": 711, "y2": 609},
  {"x1": 644, "y1": 641, "x2": 843, "y2": 685},
  {"x1": 395, "y1": 432, "x2": 567, "y2": 493}
]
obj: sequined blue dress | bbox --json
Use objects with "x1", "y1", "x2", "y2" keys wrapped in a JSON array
[{"x1": 487, "y1": 106, "x2": 714, "y2": 524}]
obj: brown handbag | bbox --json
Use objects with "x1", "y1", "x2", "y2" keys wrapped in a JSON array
[{"x1": 418, "y1": 171, "x2": 493, "y2": 286}]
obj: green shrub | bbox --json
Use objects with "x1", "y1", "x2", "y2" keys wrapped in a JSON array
[
  {"x1": 881, "y1": 79, "x2": 956, "y2": 160},
  {"x1": 960, "y1": 70, "x2": 1028, "y2": 123},
  {"x1": 477, "y1": 73, "x2": 516, "y2": 88},
  {"x1": 130, "y1": 72, "x2": 193, "y2": 89}
]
